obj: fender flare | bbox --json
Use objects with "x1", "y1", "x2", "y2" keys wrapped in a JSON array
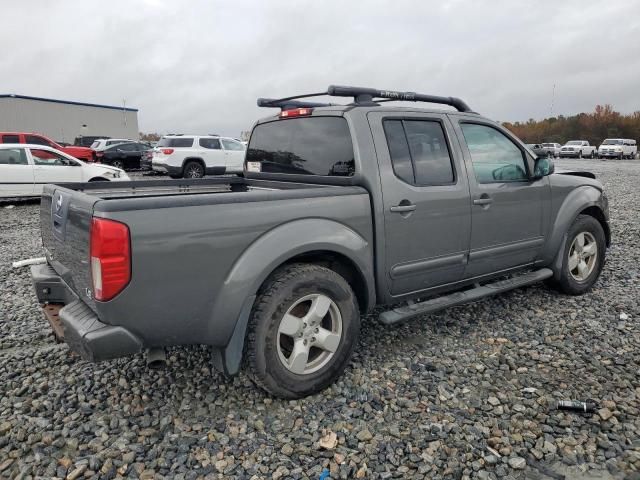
[
  {"x1": 210, "y1": 218, "x2": 374, "y2": 375},
  {"x1": 542, "y1": 186, "x2": 608, "y2": 278}
]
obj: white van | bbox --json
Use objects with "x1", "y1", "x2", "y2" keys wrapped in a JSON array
[{"x1": 598, "y1": 138, "x2": 637, "y2": 159}]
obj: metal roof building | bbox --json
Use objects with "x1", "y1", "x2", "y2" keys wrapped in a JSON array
[{"x1": 0, "y1": 94, "x2": 139, "y2": 143}]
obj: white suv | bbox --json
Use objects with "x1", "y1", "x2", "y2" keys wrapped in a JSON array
[{"x1": 152, "y1": 135, "x2": 246, "y2": 178}]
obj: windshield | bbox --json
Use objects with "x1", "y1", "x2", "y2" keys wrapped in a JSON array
[
  {"x1": 566, "y1": 141, "x2": 583, "y2": 146},
  {"x1": 602, "y1": 139, "x2": 622, "y2": 145}
]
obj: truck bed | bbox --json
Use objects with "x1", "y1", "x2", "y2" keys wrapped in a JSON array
[{"x1": 39, "y1": 177, "x2": 373, "y2": 348}]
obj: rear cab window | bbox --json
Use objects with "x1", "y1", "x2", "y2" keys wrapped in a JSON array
[
  {"x1": 158, "y1": 137, "x2": 194, "y2": 148},
  {"x1": 2, "y1": 135, "x2": 20, "y2": 143},
  {"x1": 246, "y1": 116, "x2": 354, "y2": 176}
]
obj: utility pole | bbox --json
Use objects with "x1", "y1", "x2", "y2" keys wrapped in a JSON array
[{"x1": 550, "y1": 83, "x2": 556, "y2": 117}]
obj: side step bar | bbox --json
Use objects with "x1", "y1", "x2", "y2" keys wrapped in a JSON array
[{"x1": 378, "y1": 268, "x2": 553, "y2": 325}]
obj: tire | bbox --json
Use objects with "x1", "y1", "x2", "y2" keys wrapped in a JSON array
[
  {"x1": 183, "y1": 161, "x2": 204, "y2": 178},
  {"x1": 590, "y1": 151, "x2": 595, "y2": 159},
  {"x1": 578, "y1": 151, "x2": 582, "y2": 159},
  {"x1": 111, "y1": 159, "x2": 125, "y2": 170},
  {"x1": 245, "y1": 263, "x2": 360, "y2": 399},
  {"x1": 549, "y1": 215, "x2": 606, "y2": 295}
]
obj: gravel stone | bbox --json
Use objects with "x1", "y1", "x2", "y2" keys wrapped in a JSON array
[{"x1": 1, "y1": 161, "x2": 638, "y2": 478}]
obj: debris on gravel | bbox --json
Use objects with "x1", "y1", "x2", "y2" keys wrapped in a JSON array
[{"x1": 1, "y1": 161, "x2": 639, "y2": 479}]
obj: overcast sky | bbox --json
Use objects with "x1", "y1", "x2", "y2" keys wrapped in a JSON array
[{"x1": 2, "y1": 0, "x2": 639, "y2": 136}]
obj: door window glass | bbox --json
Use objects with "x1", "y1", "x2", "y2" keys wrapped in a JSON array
[
  {"x1": 460, "y1": 123, "x2": 528, "y2": 183},
  {"x1": 2, "y1": 135, "x2": 20, "y2": 143},
  {"x1": 383, "y1": 119, "x2": 455, "y2": 185},
  {"x1": 199, "y1": 138, "x2": 221, "y2": 149},
  {"x1": 26, "y1": 135, "x2": 54, "y2": 147},
  {"x1": 221, "y1": 139, "x2": 245, "y2": 151},
  {"x1": 0, "y1": 148, "x2": 28, "y2": 165},
  {"x1": 30, "y1": 149, "x2": 75, "y2": 166}
]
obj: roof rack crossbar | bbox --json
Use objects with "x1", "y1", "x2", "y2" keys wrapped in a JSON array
[
  {"x1": 257, "y1": 98, "x2": 336, "y2": 110},
  {"x1": 327, "y1": 85, "x2": 473, "y2": 112},
  {"x1": 257, "y1": 86, "x2": 473, "y2": 113}
]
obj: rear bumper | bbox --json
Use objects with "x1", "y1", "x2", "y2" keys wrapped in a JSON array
[{"x1": 31, "y1": 264, "x2": 142, "y2": 362}]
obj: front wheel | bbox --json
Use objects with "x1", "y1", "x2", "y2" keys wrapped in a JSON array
[
  {"x1": 578, "y1": 151, "x2": 583, "y2": 159},
  {"x1": 111, "y1": 159, "x2": 125, "y2": 170},
  {"x1": 245, "y1": 263, "x2": 360, "y2": 398},
  {"x1": 549, "y1": 215, "x2": 606, "y2": 295}
]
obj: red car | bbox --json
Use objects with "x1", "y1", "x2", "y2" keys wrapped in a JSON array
[{"x1": 0, "y1": 132, "x2": 94, "y2": 162}]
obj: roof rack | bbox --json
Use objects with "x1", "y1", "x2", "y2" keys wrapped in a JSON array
[{"x1": 257, "y1": 85, "x2": 473, "y2": 113}]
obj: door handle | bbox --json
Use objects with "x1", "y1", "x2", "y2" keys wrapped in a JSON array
[
  {"x1": 473, "y1": 196, "x2": 493, "y2": 206},
  {"x1": 390, "y1": 203, "x2": 416, "y2": 213}
]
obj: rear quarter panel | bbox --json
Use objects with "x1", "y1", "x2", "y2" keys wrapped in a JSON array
[{"x1": 92, "y1": 188, "x2": 373, "y2": 348}]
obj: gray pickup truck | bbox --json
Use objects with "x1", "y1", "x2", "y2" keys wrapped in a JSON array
[{"x1": 31, "y1": 86, "x2": 610, "y2": 398}]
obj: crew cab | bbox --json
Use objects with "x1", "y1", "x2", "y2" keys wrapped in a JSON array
[
  {"x1": 559, "y1": 140, "x2": 597, "y2": 158},
  {"x1": 598, "y1": 138, "x2": 637, "y2": 159},
  {"x1": 0, "y1": 132, "x2": 94, "y2": 162},
  {"x1": 31, "y1": 85, "x2": 610, "y2": 398}
]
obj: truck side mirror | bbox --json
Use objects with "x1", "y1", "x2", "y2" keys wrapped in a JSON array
[{"x1": 533, "y1": 157, "x2": 554, "y2": 178}]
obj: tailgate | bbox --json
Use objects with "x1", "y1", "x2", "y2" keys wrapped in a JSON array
[{"x1": 40, "y1": 184, "x2": 99, "y2": 312}]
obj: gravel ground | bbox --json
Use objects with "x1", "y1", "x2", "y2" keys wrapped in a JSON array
[{"x1": 1, "y1": 160, "x2": 639, "y2": 480}]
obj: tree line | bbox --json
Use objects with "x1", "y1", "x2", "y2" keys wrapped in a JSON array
[{"x1": 503, "y1": 105, "x2": 640, "y2": 146}]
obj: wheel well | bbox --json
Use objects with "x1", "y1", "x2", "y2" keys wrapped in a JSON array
[
  {"x1": 580, "y1": 206, "x2": 610, "y2": 246},
  {"x1": 182, "y1": 157, "x2": 205, "y2": 170},
  {"x1": 88, "y1": 177, "x2": 109, "y2": 182},
  {"x1": 270, "y1": 251, "x2": 369, "y2": 312}
]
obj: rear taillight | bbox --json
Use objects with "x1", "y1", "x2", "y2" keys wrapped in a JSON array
[
  {"x1": 90, "y1": 217, "x2": 131, "y2": 301},
  {"x1": 162, "y1": 148, "x2": 174, "y2": 155}
]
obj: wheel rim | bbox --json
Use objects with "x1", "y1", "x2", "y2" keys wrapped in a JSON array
[
  {"x1": 276, "y1": 293, "x2": 343, "y2": 375},
  {"x1": 568, "y1": 231, "x2": 598, "y2": 282},
  {"x1": 113, "y1": 160, "x2": 123, "y2": 169},
  {"x1": 185, "y1": 165, "x2": 203, "y2": 178}
]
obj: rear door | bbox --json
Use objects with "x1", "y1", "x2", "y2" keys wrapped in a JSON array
[
  {"x1": 198, "y1": 138, "x2": 225, "y2": 169},
  {"x1": 220, "y1": 138, "x2": 246, "y2": 173},
  {"x1": 0, "y1": 147, "x2": 34, "y2": 196},
  {"x1": 453, "y1": 120, "x2": 547, "y2": 278},
  {"x1": 368, "y1": 111, "x2": 472, "y2": 296},
  {"x1": 30, "y1": 148, "x2": 83, "y2": 194}
]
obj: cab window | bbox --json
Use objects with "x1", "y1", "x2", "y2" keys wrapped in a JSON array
[
  {"x1": 0, "y1": 148, "x2": 28, "y2": 165},
  {"x1": 460, "y1": 123, "x2": 528, "y2": 183}
]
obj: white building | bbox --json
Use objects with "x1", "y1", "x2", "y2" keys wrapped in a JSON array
[{"x1": 0, "y1": 94, "x2": 139, "y2": 144}]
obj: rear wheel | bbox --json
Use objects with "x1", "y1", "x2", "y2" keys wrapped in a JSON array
[
  {"x1": 183, "y1": 161, "x2": 204, "y2": 178},
  {"x1": 111, "y1": 159, "x2": 125, "y2": 170},
  {"x1": 245, "y1": 263, "x2": 360, "y2": 398},
  {"x1": 548, "y1": 215, "x2": 606, "y2": 295}
]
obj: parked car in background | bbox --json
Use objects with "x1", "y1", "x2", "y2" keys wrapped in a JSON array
[
  {"x1": 0, "y1": 144, "x2": 128, "y2": 198},
  {"x1": 31, "y1": 85, "x2": 610, "y2": 398},
  {"x1": 74, "y1": 136, "x2": 110, "y2": 147},
  {"x1": 598, "y1": 138, "x2": 637, "y2": 159},
  {"x1": 90, "y1": 138, "x2": 132, "y2": 151},
  {"x1": 0, "y1": 132, "x2": 94, "y2": 162},
  {"x1": 526, "y1": 144, "x2": 547, "y2": 157},
  {"x1": 94, "y1": 142, "x2": 151, "y2": 170},
  {"x1": 559, "y1": 140, "x2": 597, "y2": 158},
  {"x1": 541, "y1": 142, "x2": 562, "y2": 157},
  {"x1": 152, "y1": 135, "x2": 246, "y2": 178}
]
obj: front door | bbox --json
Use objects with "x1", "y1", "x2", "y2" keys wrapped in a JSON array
[
  {"x1": 454, "y1": 121, "x2": 548, "y2": 278},
  {"x1": 368, "y1": 111, "x2": 472, "y2": 297},
  {"x1": 30, "y1": 148, "x2": 83, "y2": 194},
  {"x1": 220, "y1": 138, "x2": 246, "y2": 173}
]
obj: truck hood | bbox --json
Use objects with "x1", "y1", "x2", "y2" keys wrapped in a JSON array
[{"x1": 554, "y1": 169, "x2": 596, "y2": 180}]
